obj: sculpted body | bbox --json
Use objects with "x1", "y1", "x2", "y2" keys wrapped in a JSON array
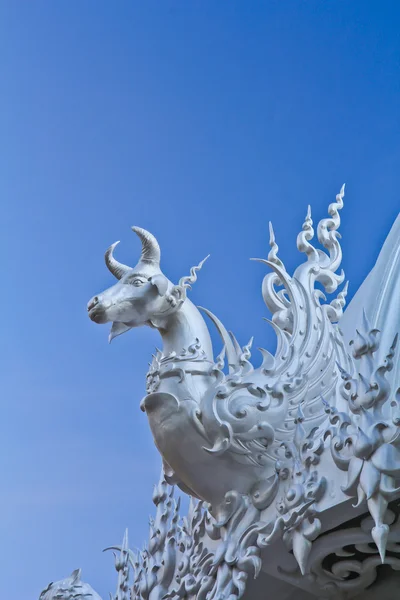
[{"x1": 88, "y1": 227, "x2": 267, "y2": 505}]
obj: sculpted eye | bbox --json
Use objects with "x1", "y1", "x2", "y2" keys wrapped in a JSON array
[
  {"x1": 122, "y1": 273, "x2": 148, "y2": 286},
  {"x1": 132, "y1": 278, "x2": 145, "y2": 286}
]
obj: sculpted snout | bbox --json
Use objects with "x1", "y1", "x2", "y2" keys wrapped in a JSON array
[
  {"x1": 87, "y1": 296, "x2": 99, "y2": 312},
  {"x1": 87, "y1": 281, "x2": 136, "y2": 324},
  {"x1": 87, "y1": 293, "x2": 110, "y2": 324}
]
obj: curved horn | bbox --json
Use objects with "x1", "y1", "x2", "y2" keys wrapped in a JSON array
[
  {"x1": 105, "y1": 241, "x2": 132, "y2": 280},
  {"x1": 132, "y1": 226, "x2": 161, "y2": 265}
]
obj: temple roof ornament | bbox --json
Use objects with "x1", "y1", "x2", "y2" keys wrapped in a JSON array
[{"x1": 40, "y1": 187, "x2": 400, "y2": 599}]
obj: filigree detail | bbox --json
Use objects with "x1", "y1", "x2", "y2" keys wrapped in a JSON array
[
  {"x1": 281, "y1": 505, "x2": 400, "y2": 599},
  {"x1": 39, "y1": 569, "x2": 102, "y2": 600},
  {"x1": 257, "y1": 405, "x2": 327, "y2": 574},
  {"x1": 105, "y1": 531, "x2": 130, "y2": 600},
  {"x1": 325, "y1": 312, "x2": 400, "y2": 562},
  {"x1": 106, "y1": 474, "x2": 267, "y2": 600},
  {"x1": 188, "y1": 492, "x2": 264, "y2": 600},
  {"x1": 196, "y1": 186, "x2": 352, "y2": 483},
  {"x1": 106, "y1": 475, "x2": 190, "y2": 600},
  {"x1": 146, "y1": 339, "x2": 209, "y2": 394}
]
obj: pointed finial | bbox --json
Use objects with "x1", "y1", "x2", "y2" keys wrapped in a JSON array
[
  {"x1": 269, "y1": 221, "x2": 275, "y2": 244},
  {"x1": 292, "y1": 533, "x2": 312, "y2": 576},
  {"x1": 70, "y1": 569, "x2": 82, "y2": 583},
  {"x1": 372, "y1": 524, "x2": 389, "y2": 563},
  {"x1": 303, "y1": 204, "x2": 314, "y2": 234},
  {"x1": 122, "y1": 528, "x2": 129, "y2": 550},
  {"x1": 243, "y1": 337, "x2": 254, "y2": 352},
  {"x1": 297, "y1": 204, "x2": 318, "y2": 259},
  {"x1": 267, "y1": 222, "x2": 285, "y2": 268},
  {"x1": 178, "y1": 255, "x2": 210, "y2": 289}
]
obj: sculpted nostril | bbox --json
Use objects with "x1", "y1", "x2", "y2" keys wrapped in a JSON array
[{"x1": 88, "y1": 296, "x2": 99, "y2": 311}]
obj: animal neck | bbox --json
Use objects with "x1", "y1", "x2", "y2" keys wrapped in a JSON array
[{"x1": 152, "y1": 298, "x2": 214, "y2": 361}]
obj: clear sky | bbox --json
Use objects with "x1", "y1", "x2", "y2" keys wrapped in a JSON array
[{"x1": 1, "y1": 1, "x2": 399, "y2": 597}]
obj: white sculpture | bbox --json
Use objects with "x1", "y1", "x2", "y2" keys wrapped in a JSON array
[
  {"x1": 40, "y1": 187, "x2": 400, "y2": 599},
  {"x1": 39, "y1": 569, "x2": 103, "y2": 600},
  {"x1": 87, "y1": 188, "x2": 352, "y2": 506}
]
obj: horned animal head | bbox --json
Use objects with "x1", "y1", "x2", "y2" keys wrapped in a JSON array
[{"x1": 87, "y1": 226, "x2": 208, "y2": 342}]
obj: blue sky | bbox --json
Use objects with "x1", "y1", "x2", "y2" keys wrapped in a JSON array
[{"x1": 1, "y1": 1, "x2": 399, "y2": 597}]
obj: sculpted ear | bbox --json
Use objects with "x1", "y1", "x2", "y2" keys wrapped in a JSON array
[{"x1": 150, "y1": 274, "x2": 169, "y2": 296}]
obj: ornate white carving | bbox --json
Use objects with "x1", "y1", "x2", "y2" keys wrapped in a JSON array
[
  {"x1": 324, "y1": 312, "x2": 400, "y2": 562},
  {"x1": 105, "y1": 476, "x2": 211, "y2": 600},
  {"x1": 88, "y1": 186, "x2": 354, "y2": 511},
  {"x1": 104, "y1": 473, "x2": 284, "y2": 600},
  {"x1": 39, "y1": 569, "x2": 103, "y2": 600},
  {"x1": 104, "y1": 409, "x2": 331, "y2": 600},
  {"x1": 197, "y1": 186, "x2": 351, "y2": 484},
  {"x1": 258, "y1": 405, "x2": 327, "y2": 575},
  {"x1": 66, "y1": 187, "x2": 400, "y2": 600},
  {"x1": 280, "y1": 504, "x2": 400, "y2": 599}
]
